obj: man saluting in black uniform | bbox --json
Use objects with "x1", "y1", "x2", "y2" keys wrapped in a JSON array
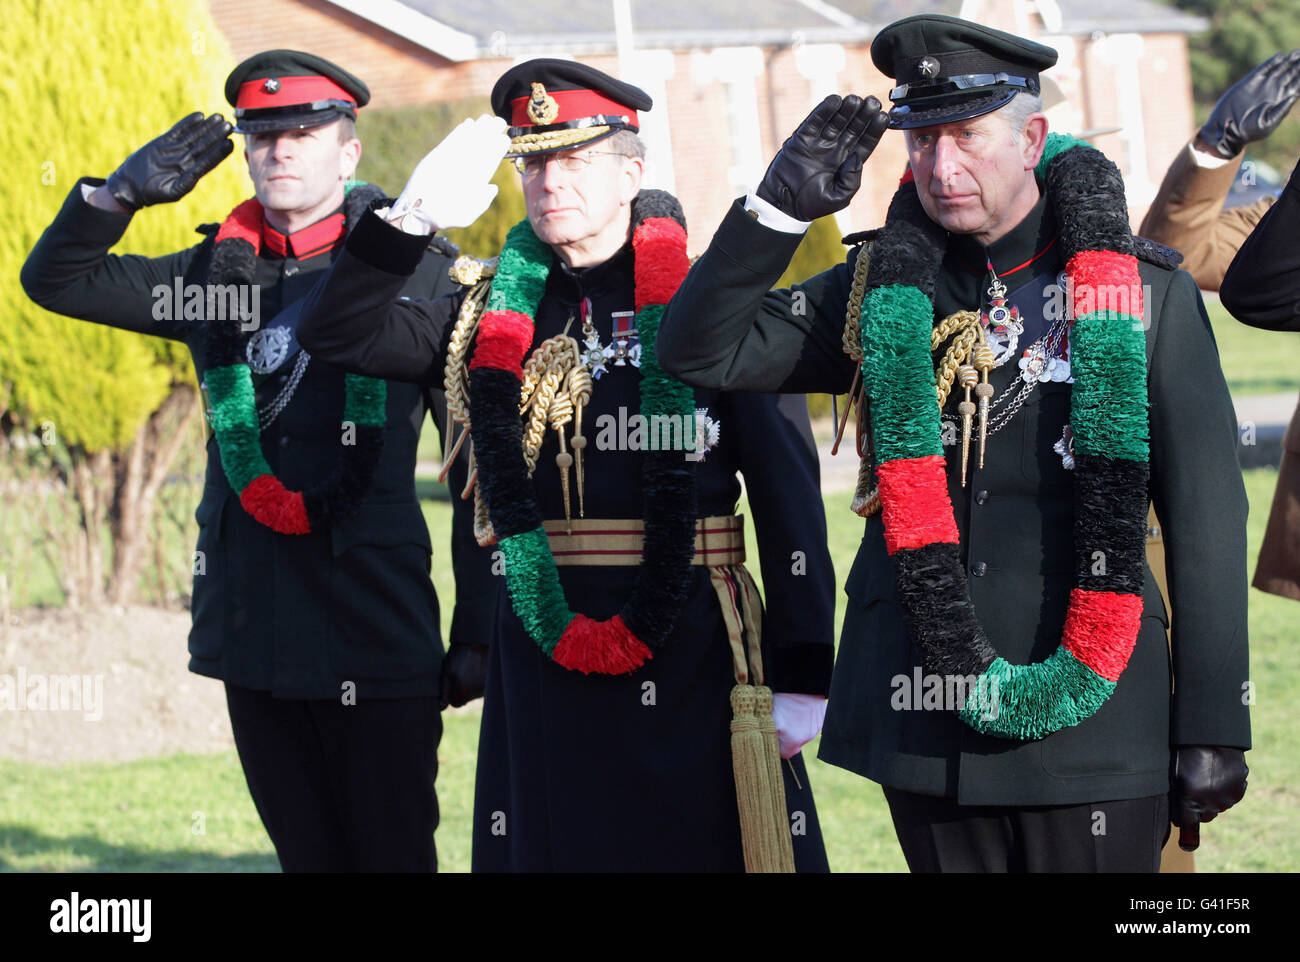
[
  {"x1": 657, "y1": 15, "x2": 1251, "y2": 872},
  {"x1": 21, "y1": 50, "x2": 483, "y2": 872}
]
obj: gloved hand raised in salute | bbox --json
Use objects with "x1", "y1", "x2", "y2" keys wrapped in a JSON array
[{"x1": 756, "y1": 94, "x2": 891, "y2": 222}]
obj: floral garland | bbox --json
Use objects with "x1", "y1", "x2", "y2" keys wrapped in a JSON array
[
  {"x1": 203, "y1": 183, "x2": 388, "y2": 534},
  {"x1": 861, "y1": 133, "x2": 1150, "y2": 740},
  {"x1": 468, "y1": 192, "x2": 698, "y2": 674}
]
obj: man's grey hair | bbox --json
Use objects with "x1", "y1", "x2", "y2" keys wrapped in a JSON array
[
  {"x1": 607, "y1": 129, "x2": 646, "y2": 160},
  {"x1": 998, "y1": 92, "x2": 1045, "y2": 144}
]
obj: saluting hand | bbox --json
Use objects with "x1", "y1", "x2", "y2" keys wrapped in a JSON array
[
  {"x1": 757, "y1": 94, "x2": 891, "y2": 222},
  {"x1": 105, "y1": 112, "x2": 234, "y2": 212},
  {"x1": 387, "y1": 114, "x2": 510, "y2": 234},
  {"x1": 1170, "y1": 746, "x2": 1248, "y2": 852},
  {"x1": 1200, "y1": 50, "x2": 1300, "y2": 159}
]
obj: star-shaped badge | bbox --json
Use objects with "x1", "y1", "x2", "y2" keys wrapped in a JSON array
[{"x1": 262, "y1": 78, "x2": 281, "y2": 94}]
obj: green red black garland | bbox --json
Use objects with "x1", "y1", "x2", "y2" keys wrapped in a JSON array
[
  {"x1": 860, "y1": 134, "x2": 1150, "y2": 740},
  {"x1": 469, "y1": 191, "x2": 699, "y2": 675},
  {"x1": 203, "y1": 183, "x2": 388, "y2": 534}
]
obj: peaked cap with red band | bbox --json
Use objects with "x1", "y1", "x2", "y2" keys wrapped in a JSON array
[
  {"x1": 225, "y1": 49, "x2": 370, "y2": 135},
  {"x1": 490, "y1": 58, "x2": 652, "y2": 157}
]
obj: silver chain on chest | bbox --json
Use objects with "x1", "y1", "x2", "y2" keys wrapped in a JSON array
[{"x1": 257, "y1": 350, "x2": 311, "y2": 431}]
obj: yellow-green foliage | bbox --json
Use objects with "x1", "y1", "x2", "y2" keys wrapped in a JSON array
[
  {"x1": 777, "y1": 214, "x2": 849, "y2": 289},
  {"x1": 0, "y1": 0, "x2": 250, "y2": 452}
]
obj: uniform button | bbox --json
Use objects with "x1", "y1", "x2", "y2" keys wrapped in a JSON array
[
  {"x1": 278, "y1": 374, "x2": 289, "y2": 384},
  {"x1": 284, "y1": 263, "x2": 299, "y2": 277},
  {"x1": 975, "y1": 489, "x2": 989, "y2": 505},
  {"x1": 972, "y1": 561, "x2": 987, "y2": 577},
  {"x1": 279, "y1": 436, "x2": 290, "y2": 448}
]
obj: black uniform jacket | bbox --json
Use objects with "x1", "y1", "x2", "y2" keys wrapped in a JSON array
[
  {"x1": 297, "y1": 209, "x2": 837, "y2": 694},
  {"x1": 21, "y1": 179, "x2": 463, "y2": 699},
  {"x1": 297, "y1": 208, "x2": 838, "y2": 870},
  {"x1": 657, "y1": 192, "x2": 1252, "y2": 806}
]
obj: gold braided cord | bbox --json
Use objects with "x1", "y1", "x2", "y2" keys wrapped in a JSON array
[
  {"x1": 510, "y1": 125, "x2": 612, "y2": 153},
  {"x1": 444, "y1": 278, "x2": 493, "y2": 435},
  {"x1": 840, "y1": 242, "x2": 872, "y2": 363},
  {"x1": 933, "y1": 315, "x2": 981, "y2": 409},
  {"x1": 520, "y1": 335, "x2": 580, "y2": 475}
]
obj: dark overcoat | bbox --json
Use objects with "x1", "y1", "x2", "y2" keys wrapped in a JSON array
[
  {"x1": 657, "y1": 189, "x2": 1251, "y2": 806},
  {"x1": 20, "y1": 179, "x2": 480, "y2": 699}
]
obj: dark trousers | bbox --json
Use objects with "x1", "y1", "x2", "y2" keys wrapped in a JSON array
[
  {"x1": 225, "y1": 683, "x2": 441, "y2": 872},
  {"x1": 884, "y1": 786, "x2": 1170, "y2": 873}
]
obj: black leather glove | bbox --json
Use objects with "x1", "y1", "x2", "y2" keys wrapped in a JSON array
[
  {"x1": 105, "y1": 112, "x2": 234, "y2": 212},
  {"x1": 1169, "y1": 746, "x2": 1248, "y2": 852},
  {"x1": 1199, "y1": 50, "x2": 1300, "y2": 159},
  {"x1": 439, "y1": 643, "x2": 489, "y2": 709},
  {"x1": 756, "y1": 95, "x2": 891, "y2": 221}
]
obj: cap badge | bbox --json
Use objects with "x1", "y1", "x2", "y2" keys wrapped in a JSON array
[
  {"x1": 527, "y1": 82, "x2": 560, "y2": 125},
  {"x1": 262, "y1": 77, "x2": 281, "y2": 94},
  {"x1": 918, "y1": 56, "x2": 941, "y2": 79}
]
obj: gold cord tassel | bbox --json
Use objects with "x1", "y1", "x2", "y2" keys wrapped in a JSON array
[
  {"x1": 972, "y1": 338, "x2": 995, "y2": 469},
  {"x1": 958, "y1": 363, "x2": 978, "y2": 486},
  {"x1": 730, "y1": 685, "x2": 786, "y2": 872}
]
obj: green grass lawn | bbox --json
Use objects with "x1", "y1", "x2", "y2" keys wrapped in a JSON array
[
  {"x1": 2, "y1": 469, "x2": 1294, "y2": 872},
  {"x1": 1204, "y1": 294, "x2": 1300, "y2": 398}
]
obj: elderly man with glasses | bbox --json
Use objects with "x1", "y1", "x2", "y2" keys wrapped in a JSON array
[{"x1": 297, "y1": 58, "x2": 837, "y2": 873}]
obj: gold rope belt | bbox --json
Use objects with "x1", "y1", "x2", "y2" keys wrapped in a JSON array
[{"x1": 542, "y1": 514, "x2": 746, "y2": 567}]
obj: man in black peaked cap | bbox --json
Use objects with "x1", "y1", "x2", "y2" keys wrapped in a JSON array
[
  {"x1": 21, "y1": 49, "x2": 493, "y2": 872},
  {"x1": 657, "y1": 15, "x2": 1251, "y2": 872}
]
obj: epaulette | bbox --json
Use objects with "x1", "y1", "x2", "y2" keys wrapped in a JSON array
[
  {"x1": 448, "y1": 254, "x2": 498, "y2": 287},
  {"x1": 1132, "y1": 235, "x2": 1183, "y2": 271},
  {"x1": 429, "y1": 235, "x2": 460, "y2": 259},
  {"x1": 841, "y1": 228, "x2": 881, "y2": 247},
  {"x1": 196, "y1": 223, "x2": 219, "y2": 236}
]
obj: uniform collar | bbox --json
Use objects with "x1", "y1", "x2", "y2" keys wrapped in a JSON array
[
  {"x1": 949, "y1": 184, "x2": 1057, "y2": 283},
  {"x1": 262, "y1": 207, "x2": 346, "y2": 260}
]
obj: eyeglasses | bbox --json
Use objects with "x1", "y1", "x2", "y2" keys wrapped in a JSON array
[{"x1": 513, "y1": 151, "x2": 628, "y2": 178}]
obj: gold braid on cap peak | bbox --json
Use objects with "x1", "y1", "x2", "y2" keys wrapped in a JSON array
[{"x1": 510, "y1": 125, "x2": 613, "y2": 154}]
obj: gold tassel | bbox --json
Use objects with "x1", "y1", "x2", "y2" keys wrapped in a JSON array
[
  {"x1": 730, "y1": 684, "x2": 783, "y2": 873},
  {"x1": 755, "y1": 685, "x2": 796, "y2": 872}
]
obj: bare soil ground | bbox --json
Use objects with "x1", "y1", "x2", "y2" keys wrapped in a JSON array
[{"x1": 0, "y1": 605, "x2": 233, "y2": 764}]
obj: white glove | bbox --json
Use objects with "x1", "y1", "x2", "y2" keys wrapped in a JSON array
[
  {"x1": 386, "y1": 114, "x2": 509, "y2": 234},
  {"x1": 771, "y1": 693, "x2": 827, "y2": 759}
]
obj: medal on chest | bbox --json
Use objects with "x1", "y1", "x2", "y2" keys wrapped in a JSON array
[
  {"x1": 980, "y1": 262, "x2": 1023, "y2": 368},
  {"x1": 578, "y1": 298, "x2": 642, "y2": 379}
]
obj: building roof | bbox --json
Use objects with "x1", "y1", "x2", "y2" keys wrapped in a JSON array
[
  {"x1": 325, "y1": 0, "x2": 871, "y2": 59},
  {"x1": 322, "y1": 0, "x2": 1206, "y2": 62}
]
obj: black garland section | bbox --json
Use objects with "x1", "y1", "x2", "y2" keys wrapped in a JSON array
[
  {"x1": 621, "y1": 451, "x2": 698, "y2": 648},
  {"x1": 1072, "y1": 454, "x2": 1150, "y2": 596},
  {"x1": 204, "y1": 237, "x2": 258, "y2": 368},
  {"x1": 632, "y1": 189, "x2": 687, "y2": 232},
  {"x1": 892, "y1": 543, "x2": 999, "y2": 677},
  {"x1": 303, "y1": 424, "x2": 386, "y2": 529},
  {"x1": 1045, "y1": 145, "x2": 1135, "y2": 259},
  {"x1": 865, "y1": 184, "x2": 948, "y2": 300},
  {"x1": 470, "y1": 367, "x2": 543, "y2": 539}
]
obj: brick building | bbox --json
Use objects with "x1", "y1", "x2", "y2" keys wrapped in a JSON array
[{"x1": 207, "y1": 0, "x2": 1208, "y2": 248}]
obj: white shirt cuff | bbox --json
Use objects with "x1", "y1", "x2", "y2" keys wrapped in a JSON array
[
  {"x1": 80, "y1": 182, "x2": 98, "y2": 202},
  {"x1": 1189, "y1": 142, "x2": 1234, "y2": 170},
  {"x1": 743, "y1": 192, "x2": 811, "y2": 234}
]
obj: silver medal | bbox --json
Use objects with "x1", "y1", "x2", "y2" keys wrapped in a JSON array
[{"x1": 246, "y1": 326, "x2": 292, "y2": 374}]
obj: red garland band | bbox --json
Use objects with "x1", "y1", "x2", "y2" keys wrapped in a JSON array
[
  {"x1": 875, "y1": 456, "x2": 960, "y2": 554},
  {"x1": 634, "y1": 218, "x2": 691, "y2": 308},
  {"x1": 1060, "y1": 589, "x2": 1145, "y2": 682},
  {"x1": 239, "y1": 474, "x2": 311, "y2": 534},
  {"x1": 469, "y1": 309, "x2": 536, "y2": 379},
  {"x1": 1067, "y1": 250, "x2": 1144, "y2": 320}
]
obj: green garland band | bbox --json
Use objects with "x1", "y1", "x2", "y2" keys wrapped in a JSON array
[
  {"x1": 342, "y1": 372, "x2": 387, "y2": 427},
  {"x1": 859, "y1": 284, "x2": 945, "y2": 464},
  {"x1": 1068, "y1": 309, "x2": 1149, "y2": 461},
  {"x1": 957, "y1": 648, "x2": 1116, "y2": 740},
  {"x1": 499, "y1": 526, "x2": 574, "y2": 653},
  {"x1": 1035, "y1": 133, "x2": 1090, "y2": 176},
  {"x1": 634, "y1": 304, "x2": 695, "y2": 423},
  {"x1": 489, "y1": 220, "x2": 552, "y2": 314},
  {"x1": 205, "y1": 363, "x2": 268, "y2": 493}
]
